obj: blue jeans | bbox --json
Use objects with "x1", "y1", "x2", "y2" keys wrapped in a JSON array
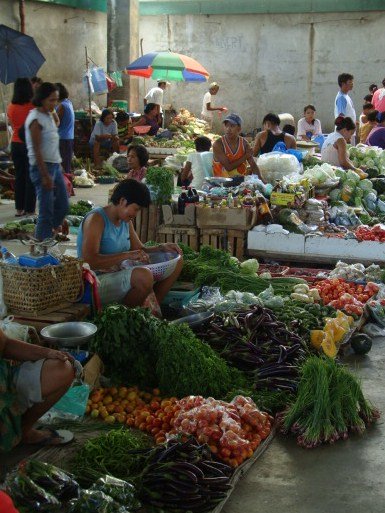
[{"x1": 30, "y1": 163, "x2": 69, "y2": 240}]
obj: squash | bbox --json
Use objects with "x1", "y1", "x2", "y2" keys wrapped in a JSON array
[
  {"x1": 321, "y1": 332, "x2": 338, "y2": 358},
  {"x1": 310, "y1": 330, "x2": 324, "y2": 349},
  {"x1": 350, "y1": 333, "x2": 372, "y2": 355}
]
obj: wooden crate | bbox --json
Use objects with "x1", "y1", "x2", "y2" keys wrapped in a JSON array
[
  {"x1": 11, "y1": 303, "x2": 91, "y2": 339},
  {"x1": 200, "y1": 227, "x2": 247, "y2": 260},
  {"x1": 157, "y1": 225, "x2": 199, "y2": 251},
  {"x1": 135, "y1": 204, "x2": 161, "y2": 243}
]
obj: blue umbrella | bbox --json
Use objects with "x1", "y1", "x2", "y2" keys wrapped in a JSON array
[{"x1": 0, "y1": 24, "x2": 45, "y2": 84}]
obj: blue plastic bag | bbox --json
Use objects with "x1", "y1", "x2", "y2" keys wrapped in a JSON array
[
  {"x1": 53, "y1": 384, "x2": 90, "y2": 418},
  {"x1": 271, "y1": 142, "x2": 304, "y2": 162}
]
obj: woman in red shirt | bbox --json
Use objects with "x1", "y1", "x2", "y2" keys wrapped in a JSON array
[{"x1": 7, "y1": 78, "x2": 36, "y2": 216}]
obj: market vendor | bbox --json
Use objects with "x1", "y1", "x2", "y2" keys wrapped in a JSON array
[
  {"x1": 132, "y1": 103, "x2": 160, "y2": 136},
  {"x1": 253, "y1": 113, "x2": 297, "y2": 155},
  {"x1": 89, "y1": 108, "x2": 119, "y2": 168},
  {"x1": 144, "y1": 80, "x2": 168, "y2": 124},
  {"x1": 77, "y1": 179, "x2": 183, "y2": 307},
  {"x1": 126, "y1": 143, "x2": 149, "y2": 182},
  {"x1": 366, "y1": 111, "x2": 385, "y2": 149},
  {"x1": 201, "y1": 82, "x2": 227, "y2": 130},
  {"x1": 297, "y1": 105, "x2": 322, "y2": 141},
  {"x1": 321, "y1": 116, "x2": 357, "y2": 169},
  {"x1": 0, "y1": 328, "x2": 75, "y2": 452},
  {"x1": 212, "y1": 113, "x2": 261, "y2": 180}
]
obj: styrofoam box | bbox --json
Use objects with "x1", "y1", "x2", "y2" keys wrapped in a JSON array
[
  {"x1": 305, "y1": 235, "x2": 385, "y2": 261},
  {"x1": 247, "y1": 232, "x2": 306, "y2": 254}
]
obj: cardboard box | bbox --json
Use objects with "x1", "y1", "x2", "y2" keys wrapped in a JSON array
[
  {"x1": 162, "y1": 204, "x2": 196, "y2": 226},
  {"x1": 197, "y1": 206, "x2": 257, "y2": 230}
]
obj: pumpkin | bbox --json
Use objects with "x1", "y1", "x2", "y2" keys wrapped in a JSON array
[{"x1": 350, "y1": 333, "x2": 372, "y2": 355}]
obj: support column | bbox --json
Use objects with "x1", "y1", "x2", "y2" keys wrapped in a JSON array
[{"x1": 107, "y1": 0, "x2": 139, "y2": 112}]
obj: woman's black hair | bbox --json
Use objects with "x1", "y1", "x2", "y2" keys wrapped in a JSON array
[
  {"x1": 194, "y1": 136, "x2": 212, "y2": 152},
  {"x1": 362, "y1": 103, "x2": 374, "y2": 111},
  {"x1": 263, "y1": 113, "x2": 280, "y2": 126},
  {"x1": 144, "y1": 103, "x2": 157, "y2": 115},
  {"x1": 31, "y1": 76, "x2": 43, "y2": 86},
  {"x1": 32, "y1": 82, "x2": 58, "y2": 107},
  {"x1": 55, "y1": 82, "x2": 69, "y2": 101},
  {"x1": 100, "y1": 108, "x2": 114, "y2": 123},
  {"x1": 304, "y1": 104, "x2": 316, "y2": 113},
  {"x1": 110, "y1": 178, "x2": 151, "y2": 207},
  {"x1": 11, "y1": 78, "x2": 33, "y2": 105},
  {"x1": 367, "y1": 110, "x2": 379, "y2": 123},
  {"x1": 282, "y1": 124, "x2": 295, "y2": 136},
  {"x1": 364, "y1": 94, "x2": 373, "y2": 103},
  {"x1": 127, "y1": 144, "x2": 149, "y2": 167},
  {"x1": 116, "y1": 111, "x2": 130, "y2": 123},
  {"x1": 369, "y1": 83, "x2": 378, "y2": 92},
  {"x1": 335, "y1": 116, "x2": 356, "y2": 131}
]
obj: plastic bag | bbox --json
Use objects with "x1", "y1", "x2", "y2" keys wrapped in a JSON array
[
  {"x1": 5, "y1": 472, "x2": 60, "y2": 512},
  {"x1": 90, "y1": 476, "x2": 141, "y2": 510},
  {"x1": 21, "y1": 460, "x2": 80, "y2": 501},
  {"x1": 53, "y1": 383, "x2": 90, "y2": 418},
  {"x1": 362, "y1": 323, "x2": 385, "y2": 337},
  {"x1": 68, "y1": 490, "x2": 130, "y2": 513},
  {"x1": 0, "y1": 317, "x2": 29, "y2": 341}
]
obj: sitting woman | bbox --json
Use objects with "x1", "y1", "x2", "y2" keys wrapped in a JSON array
[
  {"x1": 132, "y1": 103, "x2": 160, "y2": 136},
  {"x1": 77, "y1": 179, "x2": 183, "y2": 307},
  {"x1": 297, "y1": 105, "x2": 322, "y2": 141},
  {"x1": 89, "y1": 108, "x2": 119, "y2": 168},
  {"x1": 126, "y1": 143, "x2": 149, "y2": 182},
  {"x1": 0, "y1": 328, "x2": 75, "y2": 452},
  {"x1": 321, "y1": 116, "x2": 357, "y2": 169},
  {"x1": 253, "y1": 113, "x2": 297, "y2": 156}
]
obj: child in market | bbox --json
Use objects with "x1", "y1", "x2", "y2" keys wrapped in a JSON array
[
  {"x1": 359, "y1": 109, "x2": 378, "y2": 144},
  {"x1": 359, "y1": 102, "x2": 374, "y2": 128},
  {"x1": 180, "y1": 136, "x2": 213, "y2": 189},
  {"x1": 116, "y1": 111, "x2": 133, "y2": 145}
]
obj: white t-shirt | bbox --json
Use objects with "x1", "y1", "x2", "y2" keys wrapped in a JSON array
[
  {"x1": 334, "y1": 91, "x2": 356, "y2": 123},
  {"x1": 321, "y1": 131, "x2": 344, "y2": 167},
  {"x1": 89, "y1": 119, "x2": 118, "y2": 144},
  {"x1": 187, "y1": 151, "x2": 213, "y2": 189},
  {"x1": 145, "y1": 87, "x2": 164, "y2": 112},
  {"x1": 25, "y1": 108, "x2": 61, "y2": 165},
  {"x1": 201, "y1": 92, "x2": 212, "y2": 119},
  {"x1": 297, "y1": 117, "x2": 322, "y2": 139}
]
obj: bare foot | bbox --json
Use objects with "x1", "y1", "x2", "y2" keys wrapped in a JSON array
[{"x1": 22, "y1": 428, "x2": 62, "y2": 445}]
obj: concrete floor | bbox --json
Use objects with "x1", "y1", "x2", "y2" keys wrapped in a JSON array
[{"x1": 1, "y1": 186, "x2": 384, "y2": 512}]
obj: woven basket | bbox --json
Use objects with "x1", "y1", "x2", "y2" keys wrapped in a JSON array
[{"x1": 0, "y1": 257, "x2": 83, "y2": 315}]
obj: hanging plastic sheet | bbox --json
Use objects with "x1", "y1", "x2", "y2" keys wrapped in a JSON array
[
  {"x1": 90, "y1": 67, "x2": 108, "y2": 95},
  {"x1": 110, "y1": 71, "x2": 123, "y2": 87}
]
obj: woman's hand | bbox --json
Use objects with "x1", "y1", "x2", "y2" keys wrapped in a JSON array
[
  {"x1": 159, "y1": 242, "x2": 183, "y2": 255},
  {"x1": 42, "y1": 174, "x2": 54, "y2": 190},
  {"x1": 46, "y1": 349, "x2": 75, "y2": 363},
  {"x1": 125, "y1": 250, "x2": 150, "y2": 263}
]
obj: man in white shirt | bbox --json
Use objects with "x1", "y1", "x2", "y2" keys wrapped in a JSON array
[
  {"x1": 201, "y1": 82, "x2": 226, "y2": 129},
  {"x1": 334, "y1": 73, "x2": 357, "y2": 144},
  {"x1": 144, "y1": 80, "x2": 168, "y2": 123}
]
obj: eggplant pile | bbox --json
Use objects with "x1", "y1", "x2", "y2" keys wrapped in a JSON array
[
  {"x1": 139, "y1": 437, "x2": 233, "y2": 512},
  {"x1": 196, "y1": 305, "x2": 306, "y2": 392}
]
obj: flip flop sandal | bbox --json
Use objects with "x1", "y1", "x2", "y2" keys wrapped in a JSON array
[{"x1": 34, "y1": 427, "x2": 74, "y2": 446}]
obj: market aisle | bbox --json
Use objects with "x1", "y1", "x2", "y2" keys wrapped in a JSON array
[{"x1": 223, "y1": 340, "x2": 385, "y2": 513}]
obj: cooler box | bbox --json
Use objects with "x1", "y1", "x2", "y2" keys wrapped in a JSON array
[{"x1": 111, "y1": 100, "x2": 128, "y2": 110}]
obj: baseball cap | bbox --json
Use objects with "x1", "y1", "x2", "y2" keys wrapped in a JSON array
[{"x1": 223, "y1": 113, "x2": 243, "y2": 126}]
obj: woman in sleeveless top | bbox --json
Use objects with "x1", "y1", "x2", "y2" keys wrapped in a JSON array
[
  {"x1": 321, "y1": 116, "x2": 357, "y2": 169},
  {"x1": 132, "y1": 103, "x2": 159, "y2": 136},
  {"x1": 253, "y1": 113, "x2": 297, "y2": 156},
  {"x1": 77, "y1": 179, "x2": 182, "y2": 307}
]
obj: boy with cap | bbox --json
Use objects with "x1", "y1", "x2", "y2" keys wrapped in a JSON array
[{"x1": 213, "y1": 113, "x2": 261, "y2": 180}]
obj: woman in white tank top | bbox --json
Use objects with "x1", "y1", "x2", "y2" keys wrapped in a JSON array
[{"x1": 321, "y1": 116, "x2": 357, "y2": 169}]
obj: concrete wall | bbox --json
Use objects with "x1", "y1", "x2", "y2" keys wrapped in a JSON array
[
  {"x1": 138, "y1": 11, "x2": 385, "y2": 132},
  {"x1": 0, "y1": 0, "x2": 107, "y2": 110}
]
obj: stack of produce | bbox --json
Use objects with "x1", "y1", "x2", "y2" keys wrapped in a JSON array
[
  {"x1": 196, "y1": 305, "x2": 305, "y2": 392},
  {"x1": 138, "y1": 436, "x2": 233, "y2": 512},
  {"x1": 355, "y1": 224, "x2": 385, "y2": 242},
  {"x1": 171, "y1": 108, "x2": 210, "y2": 136},
  {"x1": 328, "y1": 260, "x2": 385, "y2": 282},
  {"x1": 310, "y1": 310, "x2": 354, "y2": 358},
  {"x1": 315, "y1": 278, "x2": 379, "y2": 316},
  {"x1": 91, "y1": 305, "x2": 246, "y2": 399},
  {"x1": 171, "y1": 395, "x2": 272, "y2": 467},
  {"x1": 348, "y1": 144, "x2": 385, "y2": 175},
  {"x1": 280, "y1": 356, "x2": 380, "y2": 448}
]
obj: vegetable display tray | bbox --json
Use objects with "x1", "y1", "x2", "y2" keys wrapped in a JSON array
[
  {"x1": 211, "y1": 428, "x2": 275, "y2": 513},
  {"x1": 285, "y1": 267, "x2": 331, "y2": 283},
  {"x1": 258, "y1": 264, "x2": 289, "y2": 277}
]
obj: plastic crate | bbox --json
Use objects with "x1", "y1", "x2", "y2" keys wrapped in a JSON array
[{"x1": 162, "y1": 286, "x2": 201, "y2": 308}]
